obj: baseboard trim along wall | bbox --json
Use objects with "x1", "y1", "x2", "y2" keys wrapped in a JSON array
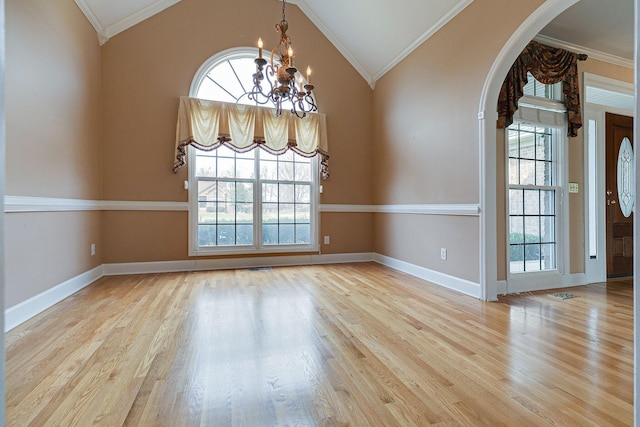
[
  {"x1": 102, "y1": 253, "x2": 375, "y2": 275},
  {"x1": 5, "y1": 265, "x2": 104, "y2": 331},
  {"x1": 5, "y1": 252, "x2": 489, "y2": 331},
  {"x1": 374, "y1": 253, "x2": 482, "y2": 298}
]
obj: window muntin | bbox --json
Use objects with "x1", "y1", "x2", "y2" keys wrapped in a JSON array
[
  {"x1": 508, "y1": 122, "x2": 559, "y2": 273},
  {"x1": 188, "y1": 49, "x2": 319, "y2": 256}
]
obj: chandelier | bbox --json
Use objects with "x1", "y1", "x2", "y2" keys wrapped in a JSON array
[{"x1": 249, "y1": 0, "x2": 317, "y2": 118}]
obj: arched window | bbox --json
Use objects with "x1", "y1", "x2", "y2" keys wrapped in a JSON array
[
  {"x1": 185, "y1": 48, "x2": 320, "y2": 256},
  {"x1": 191, "y1": 47, "x2": 312, "y2": 111}
]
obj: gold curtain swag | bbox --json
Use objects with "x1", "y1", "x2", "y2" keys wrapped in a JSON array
[{"x1": 173, "y1": 97, "x2": 329, "y2": 179}]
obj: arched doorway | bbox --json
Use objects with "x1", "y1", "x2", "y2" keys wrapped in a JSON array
[{"x1": 478, "y1": 0, "x2": 639, "y2": 420}]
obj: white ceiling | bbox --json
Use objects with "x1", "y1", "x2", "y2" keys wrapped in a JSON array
[
  {"x1": 538, "y1": 0, "x2": 634, "y2": 65},
  {"x1": 74, "y1": 0, "x2": 634, "y2": 86}
]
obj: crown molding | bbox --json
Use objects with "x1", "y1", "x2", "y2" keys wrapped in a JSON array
[
  {"x1": 73, "y1": 0, "x2": 108, "y2": 45},
  {"x1": 287, "y1": 0, "x2": 375, "y2": 88},
  {"x1": 373, "y1": 0, "x2": 473, "y2": 81},
  {"x1": 105, "y1": 0, "x2": 182, "y2": 41},
  {"x1": 74, "y1": 0, "x2": 182, "y2": 46},
  {"x1": 535, "y1": 34, "x2": 633, "y2": 69}
]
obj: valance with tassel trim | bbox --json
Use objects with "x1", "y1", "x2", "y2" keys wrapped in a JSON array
[
  {"x1": 173, "y1": 97, "x2": 330, "y2": 179},
  {"x1": 497, "y1": 41, "x2": 587, "y2": 137}
]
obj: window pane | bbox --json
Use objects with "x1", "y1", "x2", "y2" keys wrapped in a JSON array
[
  {"x1": 523, "y1": 190, "x2": 539, "y2": 215},
  {"x1": 536, "y1": 161, "x2": 553, "y2": 186},
  {"x1": 279, "y1": 184, "x2": 295, "y2": 203},
  {"x1": 279, "y1": 151, "x2": 294, "y2": 161},
  {"x1": 217, "y1": 203, "x2": 235, "y2": 224},
  {"x1": 510, "y1": 245, "x2": 525, "y2": 272},
  {"x1": 295, "y1": 162, "x2": 311, "y2": 181},
  {"x1": 217, "y1": 182, "x2": 236, "y2": 203},
  {"x1": 508, "y1": 159, "x2": 519, "y2": 185},
  {"x1": 519, "y1": 160, "x2": 535, "y2": 185},
  {"x1": 218, "y1": 224, "x2": 235, "y2": 245},
  {"x1": 260, "y1": 160, "x2": 277, "y2": 180},
  {"x1": 279, "y1": 224, "x2": 295, "y2": 244},
  {"x1": 509, "y1": 189, "x2": 523, "y2": 215},
  {"x1": 236, "y1": 183, "x2": 253, "y2": 203},
  {"x1": 295, "y1": 204, "x2": 310, "y2": 222},
  {"x1": 195, "y1": 155, "x2": 217, "y2": 177},
  {"x1": 279, "y1": 204, "x2": 295, "y2": 223},
  {"x1": 198, "y1": 203, "x2": 217, "y2": 224},
  {"x1": 278, "y1": 161, "x2": 294, "y2": 181},
  {"x1": 295, "y1": 224, "x2": 311, "y2": 244},
  {"x1": 541, "y1": 216, "x2": 555, "y2": 243},
  {"x1": 236, "y1": 159, "x2": 255, "y2": 179},
  {"x1": 218, "y1": 157, "x2": 235, "y2": 178},
  {"x1": 262, "y1": 203, "x2": 278, "y2": 222},
  {"x1": 262, "y1": 224, "x2": 278, "y2": 245},
  {"x1": 524, "y1": 244, "x2": 541, "y2": 271},
  {"x1": 540, "y1": 190, "x2": 555, "y2": 215},
  {"x1": 236, "y1": 224, "x2": 253, "y2": 245},
  {"x1": 296, "y1": 185, "x2": 310, "y2": 203},
  {"x1": 198, "y1": 225, "x2": 217, "y2": 246},
  {"x1": 524, "y1": 217, "x2": 540, "y2": 242},
  {"x1": 541, "y1": 244, "x2": 557, "y2": 269},
  {"x1": 262, "y1": 184, "x2": 278, "y2": 203},
  {"x1": 510, "y1": 217, "x2": 524, "y2": 243}
]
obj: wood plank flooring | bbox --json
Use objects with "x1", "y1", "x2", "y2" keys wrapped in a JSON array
[{"x1": 6, "y1": 263, "x2": 633, "y2": 426}]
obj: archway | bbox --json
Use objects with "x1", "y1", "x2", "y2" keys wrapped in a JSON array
[
  {"x1": 479, "y1": 0, "x2": 583, "y2": 301},
  {"x1": 478, "y1": 0, "x2": 639, "y2": 419}
]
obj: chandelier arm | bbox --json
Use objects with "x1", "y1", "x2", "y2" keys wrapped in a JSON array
[{"x1": 252, "y1": 0, "x2": 317, "y2": 119}]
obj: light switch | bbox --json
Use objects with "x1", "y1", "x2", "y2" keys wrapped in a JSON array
[{"x1": 569, "y1": 182, "x2": 579, "y2": 193}]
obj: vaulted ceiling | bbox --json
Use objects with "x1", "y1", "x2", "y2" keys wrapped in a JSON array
[{"x1": 74, "y1": 0, "x2": 634, "y2": 86}]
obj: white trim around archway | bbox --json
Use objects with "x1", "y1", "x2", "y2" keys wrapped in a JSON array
[
  {"x1": 478, "y1": 0, "x2": 639, "y2": 424},
  {"x1": 478, "y1": 0, "x2": 580, "y2": 302}
]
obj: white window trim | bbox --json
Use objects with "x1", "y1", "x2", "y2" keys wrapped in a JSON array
[
  {"x1": 505, "y1": 108, "x2": 570, "y2": 293},
  {"x1": 187, "y1": 48, "x2": 321, "y2": 257}
]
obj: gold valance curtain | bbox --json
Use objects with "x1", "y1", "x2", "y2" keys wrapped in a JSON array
[
  {"x1": 497, "y1": 41, "x2": 588, "y2": 137},
  {"x1": 173, "y1": 97, "x2": 330, "y2": 179}
]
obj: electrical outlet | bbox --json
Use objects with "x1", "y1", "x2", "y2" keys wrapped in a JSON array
[
  {"x1": 91, "y1": 243, "x2": 96, "y2": 256},
  {"x1": 324, "y1": 235, "x2": 330, "y2": 245},
  {"x1": 440, "y1": 248, "x2": 447, "y2": 260}
]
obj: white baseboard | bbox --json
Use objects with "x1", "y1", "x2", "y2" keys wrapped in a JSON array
[
  {"x1": 496, "y1": 280, "x2": 507, "y2": 295},
  {"x1": 5, "y1": 254, "x2": 590, "y2": 333},
  {"x1": 5, "y1": 265, "x2": 104, "y2": 332},
  {"x1": 103, "y1": 252, "x2": 375, "y2": 275},
  {"x1": 373, "y1": 253, "x2": 481, "y2": 299}
]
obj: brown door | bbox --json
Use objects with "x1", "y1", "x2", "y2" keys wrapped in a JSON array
[{"x1": 605, "y1": 113, "x2": 634, "y2": 277}]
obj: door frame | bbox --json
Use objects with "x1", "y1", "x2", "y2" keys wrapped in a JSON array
[{"x1": 583, "y1": 73, "x2": 634, "y2": 284}]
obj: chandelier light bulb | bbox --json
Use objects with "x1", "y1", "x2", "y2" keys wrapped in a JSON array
[{"x1": 248, "y1": 0, "x2": 318, "y2": 118}]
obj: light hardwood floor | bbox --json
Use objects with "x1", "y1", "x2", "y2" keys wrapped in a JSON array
[{"x1": 6, "y1": 263, "x2": 633, "y2": 426}]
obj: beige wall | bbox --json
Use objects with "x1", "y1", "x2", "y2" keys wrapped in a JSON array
[
  {"x1": 372, "y1": 0, "x2": 545, "y2": 283},
  {"x1": 495, "y1": 58, "x2": 635, "y2": 281},
  {"x1": 100, "y1": 0, "x2": 374, "y2": 262},
  {"x1": 5, "y1": 0, "x2": 103, "y2": 306}
]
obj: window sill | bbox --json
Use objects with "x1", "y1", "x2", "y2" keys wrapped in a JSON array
[{"x1": 189, "y1": 244, "x2": 319, "y2": 257}]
